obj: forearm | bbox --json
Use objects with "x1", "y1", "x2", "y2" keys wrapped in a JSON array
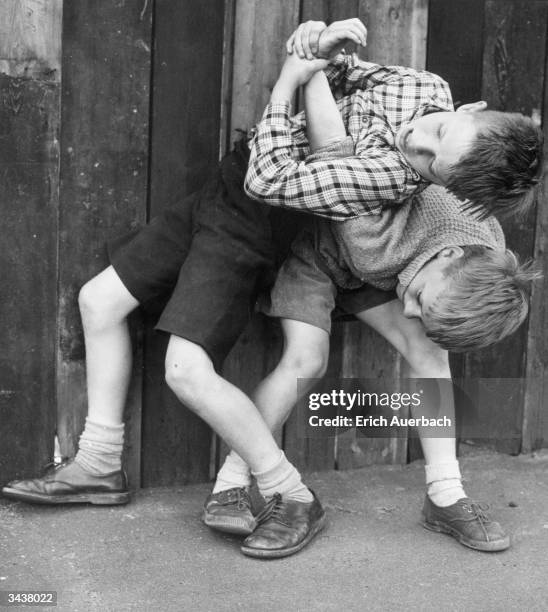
[{"x1": 304, "y1": 71, "x2": 346, "y2": 152}]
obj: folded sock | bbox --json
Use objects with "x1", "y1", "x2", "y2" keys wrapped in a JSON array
[
  {"x1": 425, "y1": 460, "x2": 466, "y2": 507},
  {"x1": 75, "y1": 418, "x2": 124, "y2": 475},
  {"x1": 253, "y1": 450, "x2": 313, "y2": 503},
  {"x1": 212, "y1": 451, "x2": 251, "y2": 493}
]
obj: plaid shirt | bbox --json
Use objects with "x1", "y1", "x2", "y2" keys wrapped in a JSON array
[{"x1": 245, "y1": 53, "x2": 454, "y2": 220}]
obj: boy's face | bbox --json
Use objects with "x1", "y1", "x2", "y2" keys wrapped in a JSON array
[
  {"x1": 395, "y1": 102, "x2": 487, "y2": 185},
  {"x1": 396, "y1": 247, "x2": 464, "y2": 320}
]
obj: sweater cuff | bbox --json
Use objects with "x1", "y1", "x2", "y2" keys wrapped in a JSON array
[{"x1": 306, "y1": 136, "x2": 355, "y2": 161}]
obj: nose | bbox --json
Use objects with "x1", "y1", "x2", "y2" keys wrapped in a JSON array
[{"x1": 403, "y1": 300, "x2": 422, "y2": 319}]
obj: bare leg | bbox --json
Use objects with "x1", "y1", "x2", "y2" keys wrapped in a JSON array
[
  {"x1": 355, "y1": 299, "x2": 457, "y2": 465},
  {"x1": 165, "y1": 336, "x2": 291, "y2": 474},
  {"x1": 252, "y1": 319, "x2": 329, "y2": 434},
  {"x1": 213, "y1": 319, "x2": 329, "y2": 491},
  {"x1": 78, "y1": 266, "x2": 139, "y2": 426}
]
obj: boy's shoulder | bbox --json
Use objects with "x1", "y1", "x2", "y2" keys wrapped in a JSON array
[
  {"x1": 361, "y1": 59, "x2": 449, "y2": 90},
  {"x1": 411, "y1": 185, "x2": 505, "y2": 249}
]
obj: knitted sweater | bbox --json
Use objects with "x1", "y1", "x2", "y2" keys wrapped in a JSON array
[{"x1": 309, "y1": 139, "x2": 505, "y2": 290}]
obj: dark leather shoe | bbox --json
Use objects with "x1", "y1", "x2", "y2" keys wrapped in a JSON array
[
  {"x1": 1, "y1": 460, "x2": 130, "y2": 505},
  {"x1": 202, "y1": 487, "x2": 256, "y2": 535},
  {"x1": 421, "y1": 495, "x2": 510, "y2": 551},
  {"x1": 240, "y1": 490, "x2": 326, "y2": 558}
]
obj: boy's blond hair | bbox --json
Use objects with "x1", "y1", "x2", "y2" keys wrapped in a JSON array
[{"x1": 423, "y1": 245, "x2": 538, "y2": 352}]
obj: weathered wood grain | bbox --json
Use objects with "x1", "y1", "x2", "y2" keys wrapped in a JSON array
[
  {"x1": 523, "y1": 6, "x2": 548, "y2": 452},
  {"x1": 427, "y1": 0, "x2": 485, "y2": 107},
  {"x1": 230, "y1": 0, "x2": 301, "y2": 140},
  {"x1": 358, "y1": 0, "x2": 428, "y2": 68},
  {"x1": 0, "y1": 0, "x2": 62, "y2": 480}
]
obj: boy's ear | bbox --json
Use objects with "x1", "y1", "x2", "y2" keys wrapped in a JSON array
[
  {"x1": 456, "y1": 101, "x2": 488, "y2": 114},
  {"x1": 438, "y1": 246, "x2": 465, "y2": 260}
]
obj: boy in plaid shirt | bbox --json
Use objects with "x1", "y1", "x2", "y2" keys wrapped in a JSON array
[
  {"x1": 246, "y1": 19, "x2": 542, "y2": 220},
  {"x1": 209, "y1": 19, "x2": 540, "y2": 554}
]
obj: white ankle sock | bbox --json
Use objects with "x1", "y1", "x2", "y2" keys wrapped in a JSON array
[
  {"x1": 212, "y1": 451, "x2": 251, "y2": 493},
  {"x1": 425, "y1": 461, "x2": 466, "y2": 507},
  {"x1": 75, "y1": 418, "x2": 124, "y2": 475},
  {"x1": 252, "y1": 451, "x2": 313, "y2": 503}
]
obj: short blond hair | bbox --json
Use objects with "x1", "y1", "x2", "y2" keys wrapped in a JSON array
[{"x1": 423, "y1": 246, "x2": 539, "y2": 352}]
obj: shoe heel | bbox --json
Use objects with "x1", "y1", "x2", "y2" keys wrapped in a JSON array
[{"x1": 90, "y1": 492, "x2": 131, "y2": 505}]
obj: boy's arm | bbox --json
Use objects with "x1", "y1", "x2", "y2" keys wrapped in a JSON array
[
  {"x1": 303, "y1": 70, "x2": 346, "y2": 152},
  {"x1": 245, "y1": 53, "x2": 415, "y2": 220}
]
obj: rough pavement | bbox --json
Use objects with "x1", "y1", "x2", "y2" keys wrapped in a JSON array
[{"x1": 1, "y1": 448, "x2": 547, "y2": 612}]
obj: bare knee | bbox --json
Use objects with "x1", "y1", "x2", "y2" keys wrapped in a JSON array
[
  {"x1": 164, "y1": 339, "x2": 214, "y2": 408},
  {"x1": 79, "y1": 267, "x2": 137, "y2": 331},
  {"x1": 280, "y1": 339, "x2": 329, "y2": 380},
  {"x1": 79, "y1": 279, "x2": 111, "y2": 330}
]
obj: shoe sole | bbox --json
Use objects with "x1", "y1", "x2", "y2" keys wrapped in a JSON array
[
  {"x1": 1, "y1": 487, "x2": 131, "y2": 506},
  {"x1": 202, "y1": 509, "x2": 256, "y2": 536},
  {"x1": 240, "y1": 512, "x2": 326, "y2": 559},
  {"x1": 421, "y1": 517, "x2": 510, "y2": 552}
]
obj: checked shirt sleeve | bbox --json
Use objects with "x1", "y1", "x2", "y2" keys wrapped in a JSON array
[
  {"x1": 245, "y1": 101, "x2": 415, "y2": 220},
  {"x1": 324, "y1": 53, "x2": 387, "y2": 96}
]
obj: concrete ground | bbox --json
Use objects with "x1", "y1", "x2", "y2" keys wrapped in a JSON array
[{"x1": 1, "y1": 448, "x2": 547, "y2": 612}]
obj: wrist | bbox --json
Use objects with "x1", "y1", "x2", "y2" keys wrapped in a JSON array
[{"x1": 271, "y1": 78, "x2": 298, "y2": 104}]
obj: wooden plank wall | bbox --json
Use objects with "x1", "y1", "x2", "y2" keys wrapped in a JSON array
[
  {"x1": 1, "y1": 0, "x2": 547, "y2": 488},
  {"x1": 0, "y1": 0, "x2": 62, "y2": 480}
]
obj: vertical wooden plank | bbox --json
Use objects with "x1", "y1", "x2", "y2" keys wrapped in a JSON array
[
  {"x1": 57, "y1": 0, "x2": 153, "y2": 487},
  {"x1": 336, "y1": 323, "x2": 407, "y2": 469},
  {"x1": 141, "y1": 0, "x2": 225, "y2": 486},
  {"x1": 0, "y1": 0, "x2": 62, "y2": 480},
  {"x1": 302, "y1": 0, "x2": 360, "y2": 25},
  {"x1": 219, "y1": 0, "x2": 237, "y2": 158},
  {"x1": 522, "y1": 7, "x2": 548, "y2": 452},
  {"x1": 358, "y1": 0, "x2": 428, "y2": 68},
  {"x1": 463, "y1": 0, "x2": 548, "y2": 454},
  {"x1": 229, "y1": 0, "x2": 301, "y2": 141},
  {"x1": 426, "y1": 0, "x2": 485, "y2": 106}
]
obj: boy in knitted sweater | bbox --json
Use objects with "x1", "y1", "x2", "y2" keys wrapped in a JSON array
[{"x1": 208, "y1": 21, "x2": 537, "y2": 554}]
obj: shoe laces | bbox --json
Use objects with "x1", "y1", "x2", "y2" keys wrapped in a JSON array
[
  {"x1": 460, "y1": 500, "x2": 491, "y2": 524},
  {"x1": 42, "y1": 459, "x2": 70, "y2": 473},
  {"x1": 218, "y1": 487, "x2": 251, "y2": 511},
  {"x1": 255, "y1": 493, "x2": 291, "y2": 527}
]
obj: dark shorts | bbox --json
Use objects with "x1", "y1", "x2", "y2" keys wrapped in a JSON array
[
  {"x1": 264, "y1": 228, "x2": 397, "y2": 332},
  {"x1": 108, "y1": 143, "x2": 276, "y2": 368}
]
